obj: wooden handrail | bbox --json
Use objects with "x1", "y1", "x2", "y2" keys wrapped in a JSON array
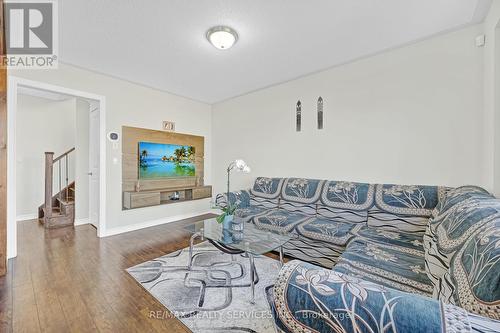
[{"x1": 53, "y1": 147, "x2": 75, "y2": 162}]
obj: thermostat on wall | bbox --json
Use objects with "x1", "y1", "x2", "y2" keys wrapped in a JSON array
[
  {"x1": 108, "y1": 132, "x2": 119, "y2": 141},
  {"x1": 475, "y1": 34, "x2": 486, "y2": 47}
]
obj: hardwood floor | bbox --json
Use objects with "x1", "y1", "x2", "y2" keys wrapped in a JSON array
[
  {"x1": 0, "y1": 214, "x2": 234, "y2": 333},
  {"x1": 0, "y1": 0, "x2": 8, "y2": 277}
]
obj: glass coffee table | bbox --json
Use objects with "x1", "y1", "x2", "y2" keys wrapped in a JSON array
[{"x1": 184, "y1": 218, "x2": 293, "y2": 304}]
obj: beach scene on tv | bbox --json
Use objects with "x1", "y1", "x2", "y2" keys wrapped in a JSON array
[{"x1": 138, "y1": 142, "x2": 195, "y2": 179}]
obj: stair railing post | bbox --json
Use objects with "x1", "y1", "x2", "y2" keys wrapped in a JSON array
[
  {"x1": 44, "y1": 152, "x2": 54, "y2": 218},
  {"x1": 65, "y1": 154, "x2": 69, "y2": 200},
  {"x1": 58, "y1": 160, "x2": 62, "y2": 203}
]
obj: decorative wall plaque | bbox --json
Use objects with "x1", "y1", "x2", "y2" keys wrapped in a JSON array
[
  {"x1": 162, "y1": 121, "x2": 175, "y2": 131},
  {"x1": 317, "y1": 96, "x2": 323, "y2": 130},
  {"x1": 296, "y1": 100, "x2": 302, "y2": 132}
]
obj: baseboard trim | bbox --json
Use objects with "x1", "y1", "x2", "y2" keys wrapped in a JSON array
[
  {"x1": 75, "y1": 218, "x2": 90, "y2": 226},
  {"x1": 103, "y1": 211, "x2": 216, "y2": 237},
  {"x1": 16, "y1": 213, "x2": 37, "y2": 221}
]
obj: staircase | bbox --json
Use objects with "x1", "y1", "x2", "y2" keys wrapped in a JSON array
[{"x1": 38, "y1": 148, "x2": 76, "y2": 228}]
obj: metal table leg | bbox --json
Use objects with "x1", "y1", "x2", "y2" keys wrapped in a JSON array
[
  {"x1": 249, "y1": 253, "x2": 255, "y2": 304},
  {"x1": 279, "y1": 246, "x2": 284, "y2": 267},
  {"x1": 188, "y1": 231, "x2": 202, "y2": 270}
]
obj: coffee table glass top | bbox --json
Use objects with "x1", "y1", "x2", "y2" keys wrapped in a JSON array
[{"x1": 184, "y1": 218, "x2": 293, "y2": 256}]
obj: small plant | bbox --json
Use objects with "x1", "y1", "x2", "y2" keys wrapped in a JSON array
[{"x1": 215, "y1": 203, "x2": 238, "y2": 223}]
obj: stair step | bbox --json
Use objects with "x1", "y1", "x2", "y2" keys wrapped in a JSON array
[
  {"x1": 43, "y1": 213, "x2": 74, "y2": 228},
  {"x1": 57, "y1": 197, "x2": 75, "y2": 205},
  {"x1": 50, "y1": 207, "x2": 70, "y2": 217},
  {"x1": 39, "y1": 179, "x2": 75, "y2": 228}
]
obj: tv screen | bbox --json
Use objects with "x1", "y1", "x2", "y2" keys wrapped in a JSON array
[{"x1": 138, "y1": 142, "x2": 195, "y2": 179}]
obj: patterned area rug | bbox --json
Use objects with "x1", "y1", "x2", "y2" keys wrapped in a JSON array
[{"x1": 127, "y1": 241, "x2": 280, "y2": 333}]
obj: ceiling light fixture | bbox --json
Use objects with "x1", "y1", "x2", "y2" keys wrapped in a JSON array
[{"x1": 206, "y1": 26, "x2": 238, "y2": 50}]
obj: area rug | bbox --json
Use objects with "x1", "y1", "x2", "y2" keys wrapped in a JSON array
[{"x1": 126, "y1": 241, "x2": 280, "y2": 333}]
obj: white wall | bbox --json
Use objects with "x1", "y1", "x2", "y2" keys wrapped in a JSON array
[
  {"x1": 75, "y1": 99, "x2": 90, "y2": 222},
  {"x1": 10, "y1": 63, "x2": 213, "y2": 235},
  {"x1": 211, "y1": 25, "x2": 486, "y2": 194},
  {"x1": 484, "y1": 2, "x2": 500, "y2": 195},
  {"x1": 9, "y1": 21, "x2": 492, "y2": 239},
  {"x1": 15, "y1": 95, "x2": 76, "y2": 219}
]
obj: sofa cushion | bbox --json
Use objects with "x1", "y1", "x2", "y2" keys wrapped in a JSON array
[
  {"x1": 367, "y1": 184, "x2": 447, "y2": 233},
  {"x1": 353, "y1": 225, "x2": 425, "y2": 252},
  {"x1": 430, "y1": 185, "x2": 490, "y2": 218},
  {"x1": 215, "y1": 189, "x2": 251, "y2": 209},
  {"x1": 367, "y1": 209, "x2": 435, "y2": 234},
  {"x1": 317, "y1": 180, "x2": 373, "y2": 223},
  {"x1": 277, "y1": 217, "x2": 363, "y2": 269},
  {"x1": 424, "y1": 186, "x2": 493, "y2": 289},
  {"x1": 423, "y1": 188, "x2": 499, "y2": 295},
  {"x1": 436, "y1": 219, "x2": 500, "y2": 319},
  {"x1": 253, "y1": 209, "x2": 310, "y2": 234},
  {"x1": 280, "y1": 178, "x2": 325, "y2": 215},
  {"x1": 250, "y1": 177, "x2": 284, "y2": 208},
  {"x1": 234, "y1": 205, "x2": 269, "y2": 223},
  {"x1": 280, "y1": 237, "x2": 347, "y2": 269},
  {"x1": 429, "y1": 190, "x2": 495, "y2": 240},
  {"x1": 272, "y1": 261, "x2": 500, "y2": 333},
  {"x1": 296, "y1": 217, "x2": 362, "y2": 247},
  {"x1": 317, "y1": 206, "x2": 368, "y2": 224},
  {"x1": 334, "y1": 238, "x2": 433, "y2": 296}
]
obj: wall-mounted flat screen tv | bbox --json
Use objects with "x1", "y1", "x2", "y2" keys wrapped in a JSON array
[{"x1": 138, "y1": 142, "x2": 195, "y2": 179}]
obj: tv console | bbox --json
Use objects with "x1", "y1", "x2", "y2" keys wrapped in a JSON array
[{"x1": 123, "y1": 185, "x2": 212, "y2": 209}]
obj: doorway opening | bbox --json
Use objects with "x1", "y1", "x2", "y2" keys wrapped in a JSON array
[{"x1": 7, "y1": 77, "x2": 106, "y2": 259}]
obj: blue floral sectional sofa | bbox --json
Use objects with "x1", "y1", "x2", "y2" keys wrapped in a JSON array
[{"x1": 216, "y1": 177, "x2": 500, "y2": 332}]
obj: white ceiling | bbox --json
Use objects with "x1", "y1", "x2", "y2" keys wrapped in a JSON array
[{"x1": 59, "y1": 0, "x2": 492, "y2": 104}]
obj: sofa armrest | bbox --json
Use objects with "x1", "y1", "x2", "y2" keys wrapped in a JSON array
[
  {"x1": 215, "y1": 189, "x2": 251, "y2": 209},
  {"x1": 271, "y1": 260, "x2": 500, "y2": 333}
]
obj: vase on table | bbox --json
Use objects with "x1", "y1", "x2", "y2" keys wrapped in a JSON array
[
  {"x1": 231, "y1": 216, "x2": 244, "y2": 232},
  {"x1": 222, "y1": 214, "x2": 233, "y2": 229}
]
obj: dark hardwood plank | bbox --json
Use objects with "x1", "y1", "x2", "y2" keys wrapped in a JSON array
[
  {"x1": 0, "y1": 260, "x2": 13, "y2": 332},
  {"x1": 0, "y1": 0, "x2": 8, "y2": 277},
  {"x1": 0, "y1": 214, "x2": 223, "y2": 332},
  {"x1": 11, "y1": 268, "x2": 40, "y2": 332}
]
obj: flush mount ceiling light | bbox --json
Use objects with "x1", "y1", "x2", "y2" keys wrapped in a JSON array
[{"x1": 206, "y1": 26, "x2": 238, "y2": 50}]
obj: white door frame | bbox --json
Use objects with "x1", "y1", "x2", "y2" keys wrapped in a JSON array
[
  {"x1": 7, "y1": 76, "x2": 107, "y2": 259},
  {"x1": 88, "y1": 102, "x2": 100, "y2": 228}
]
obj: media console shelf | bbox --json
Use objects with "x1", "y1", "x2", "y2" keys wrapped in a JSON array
[
  {"x1": 121, "y1": 126, "x2": 209, "y2": 210},
  {"x1": 123, "y1": 185, "x2": 212, "y2": 210}
]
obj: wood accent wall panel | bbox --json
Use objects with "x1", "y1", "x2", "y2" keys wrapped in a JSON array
[
  {"x1": 121, "y1": 126, "x2": 205, "y2": 192},
  {"x1": 0, "y1": 0, "x2": 7, "y2": 276}
]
